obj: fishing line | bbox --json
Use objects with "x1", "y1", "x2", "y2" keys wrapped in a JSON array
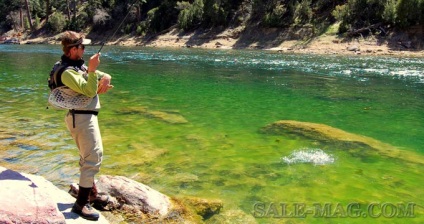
[{"x1": 97, "y1": 0, "x2": 141, "y2": 53}]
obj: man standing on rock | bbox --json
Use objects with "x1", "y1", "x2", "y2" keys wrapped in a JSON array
[{"x1": 51, "y1": 31, "x2": 113, "y2": 220}]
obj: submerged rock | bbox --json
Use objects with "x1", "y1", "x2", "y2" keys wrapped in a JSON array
[
  {"x1": 119, "y1": 106, "x2": 189, "y2": 124},
  {"x1": 182, "y1": 197, "x2": 223, "y2": 220},
  {"x1": 205, "y1": 209, "x2": 257, "y2": 224},
  {"x1": 262, "y1": 120, "x2": 424, "y2": 165}
]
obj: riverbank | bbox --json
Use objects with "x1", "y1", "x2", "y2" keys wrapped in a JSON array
[
  {"x1": 9, "y1": 26, "x2": 424, "y2": 57},
  {"x1": 1, "y1": 43, "x2": 424, "y2": 223}
]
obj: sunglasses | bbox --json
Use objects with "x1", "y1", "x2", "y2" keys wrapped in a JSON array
[{"x1": 77, "y1": 45, "x2": 85, "y2": 50}]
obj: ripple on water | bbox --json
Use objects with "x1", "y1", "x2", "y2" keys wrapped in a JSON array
[{"x1": 282, "y1": 148, "x2": 335, "y2": 165}]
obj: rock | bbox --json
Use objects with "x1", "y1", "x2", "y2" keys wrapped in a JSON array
[
  {"x1": 182, "y1": 197, "x2": 223, "y2": 220},
  {"x1": 265, "y1": 47, "x2": 284, "y2": 52},
  {"x1": 347, "y1": 45, "x2": 360, "y2": 51},
  {"x1": 72, "y1": 175, "x2": 224, "y2": 222},
  {"x1": 261, "y1": 120, "x2": 424, "y2": 165},
  {"x1": 0, "y1": 167, "x2": 64, "y2": 224},
  {"x1": 0, "y1": 166, "x2": 224, "y2": 223},
  {"x1": 95, "y1": 175, "x2": 173, "y2": 218},
  {"x1": 205, "y1": 209, "x2": 257, "y2": 224},
  {"x1": 0, "y1": 166, "x2": 109, "y2": 224}
]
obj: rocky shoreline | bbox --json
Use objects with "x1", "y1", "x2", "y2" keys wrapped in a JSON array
[
  {"x1": 0, "y1": 166, "x2": 224, "y2": 223},
  {"x1": 3, "y1": 27, "x2": 424, "y2": 57}
]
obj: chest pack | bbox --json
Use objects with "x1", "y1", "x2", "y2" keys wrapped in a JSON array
[{"x1": 47, "y1": 61, "x2": 93, "y2": 110}]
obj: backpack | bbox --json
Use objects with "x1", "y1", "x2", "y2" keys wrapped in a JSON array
[{"x1": 48, "y1": 61, "x2": 70, "y2": 91}]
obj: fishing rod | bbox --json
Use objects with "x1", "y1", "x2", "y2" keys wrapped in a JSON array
[{"x1": 97, "y1": 0, "x2": 143, "y2": 53}]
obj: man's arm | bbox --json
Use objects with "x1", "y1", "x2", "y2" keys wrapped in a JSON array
[{"x1": 61, "y1": 69, "x2": 98, "y2": 97}]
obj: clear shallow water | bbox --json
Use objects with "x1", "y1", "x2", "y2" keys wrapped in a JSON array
[{"x1": 1, "y1": 45, "x2": 423, "y2": 223}]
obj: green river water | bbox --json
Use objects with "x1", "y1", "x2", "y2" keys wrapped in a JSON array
[{"x1": 0, "y1": 44, "x2": 423, "y2": 223}]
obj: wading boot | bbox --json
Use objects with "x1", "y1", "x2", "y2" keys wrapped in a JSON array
[
  {"x1": 72, "y1": 186, "x2": 100, "y2": 221},
  {"x1": 90, "y1": 182, "x2": 110, "y2": 207}
]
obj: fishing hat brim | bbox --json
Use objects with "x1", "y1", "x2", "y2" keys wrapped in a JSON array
[
  {"x1": 81, "y1": 38, "x2": 91, "y2": 45},
  {"x1": 66, "y1": 37, "x2": 91, "y2": 47}
]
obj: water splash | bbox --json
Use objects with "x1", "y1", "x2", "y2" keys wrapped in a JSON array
[{"x1": 282, "y1": 148, "x2": 335, "y2": 165}]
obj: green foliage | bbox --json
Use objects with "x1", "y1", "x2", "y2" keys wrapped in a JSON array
[
  {"x1": 146, "y1": 7, "x2": 160, "y2": 31},
  {"x1": 396, "y1": 0, "x2": 423, "y2": 27},
  {"x1": 0, "y1": 0, "x2": 21, "y2": 30},
  {"x1": 48, "y1": 12, "x2": 66, "y2": 32},
  {"x1": 136, "y1": 23, "x2": 145, "y2": 35},
  {"x1": 1, "y1": 0, "x2": 424, "y2": 36},
  {"x1": 146, "y1": 1, "x2": 179, "y2": 33},
  {"x1": 331, "y1": 0, "x2": 424, "y2": 33},
  {"x1": 66, "y1": 12, "x2": 88, "y2": 32},
  {"x1": 85, "y1": 0, "x2": 103, "y2": 22},
  {"x1": 203, "y1": 0, "x2": 228, "y2": 27},
  {"x1": 382, "y1": 0, "x2": 397, "y2": 25},
  {"x1": 24, "y1": 17, "x2": 30, "y2": 30},
  {"x1": 332, "y1": 4, "x2": 349, "y2": 33},
  {"x1": 331, "y1": 0, "x2": 388, "y2": 33},
  {"x1": 332, "y1": 4, "x2": 347, "y2": 21},
  {"x1": 293, "y1": 0, "x2": 313, "y2": 25},
  {"x1": 262, "y1": 2, "x2": 289, "y2": 27},
  {"x1": 177, "y1": 0, "x2": 204, "y2": 31},
  {"x1": 125, "y1": 23, "x2": 133, "y2": 34},
  {"x1": 31, "y1": 0, "x2": 46, "y2": 19},
  {"x1": 34, "y1": 15, "x2": 40, "y2": 29}
]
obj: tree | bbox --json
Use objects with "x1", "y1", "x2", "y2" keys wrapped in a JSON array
[
  {"x1": 24, "y1": 0, "x2": 34, "y2": 30},
  {"x1": 66, "y1": 0, "x2": 71, "y2": 21},
  {"x1": 396, "y1": 0, "x2": 423, "y2": 27},
  {"x1": 177, "y1": 0, "x2": 204, "y2": 30},
  {"x1": 46, "y1": 0, "x2": 50, "y2": 24}
]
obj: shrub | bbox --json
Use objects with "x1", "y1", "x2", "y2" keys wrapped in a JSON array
[
  {"x1": 263, "y1": 2, "x2": 288, "y2": 27},
  {"x1": 24, "y1": 17, "x2": 30, "y2": 30},
  {"x1": 144, "y1": 1, "x2": 179, "y2": 33},
  {"x1": 177, "y1": 0, "x2": 204, "y2": 31},
  {"x1": 293, "y1": 0, "x2": 313, "y2": 25},
  {"x1": 136, "y1": 23, "x2": 146, "y2": 35},
  {"x1": 204, "y1": 0, "x2": 228, "y2": 27},
  {"x1": 48, "y1": 12, "x2": 66, "y2": 32},
  {"x1": 396, "y1": 0, "x2": 423, "y2": 27},
  {"x1": 67, "y1": 12, "x2": 88, "y2": 32},
  {"x1": 332, "y1": 4, "x2": 347, "y2": 22}
]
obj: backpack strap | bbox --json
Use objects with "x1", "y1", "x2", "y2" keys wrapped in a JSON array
[{"x1": 52, "y1": 65, "x2": 77, "y2": 88}]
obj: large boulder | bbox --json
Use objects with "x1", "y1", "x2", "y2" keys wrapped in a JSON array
[
  {"x1": 70, "y1": 175, "x2": 224, "y2": 223},
  {"x1": 261, "y1": 120, "x2": 424, "y2": 165},
  {"x1": 0, "y1": 166, "x2": 109, "y2": 224},
  {"x1": 0, "y1": 167, "x2": 65, "y2": 224},
  {"x1": 95, "y1": 175, "x2": 173, "y2": 217}
]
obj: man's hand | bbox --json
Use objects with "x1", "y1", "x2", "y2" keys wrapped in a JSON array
[
  {"x1": 88, "y1": 53, "x2": 101, "y2": 73},
  {"x1": 98, "y1": 74, "x2": 113, "y2": 94}
]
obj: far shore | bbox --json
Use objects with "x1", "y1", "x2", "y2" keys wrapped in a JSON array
[{"x1": 6, "y1": 28, "x2": 424, "y2": 57}]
